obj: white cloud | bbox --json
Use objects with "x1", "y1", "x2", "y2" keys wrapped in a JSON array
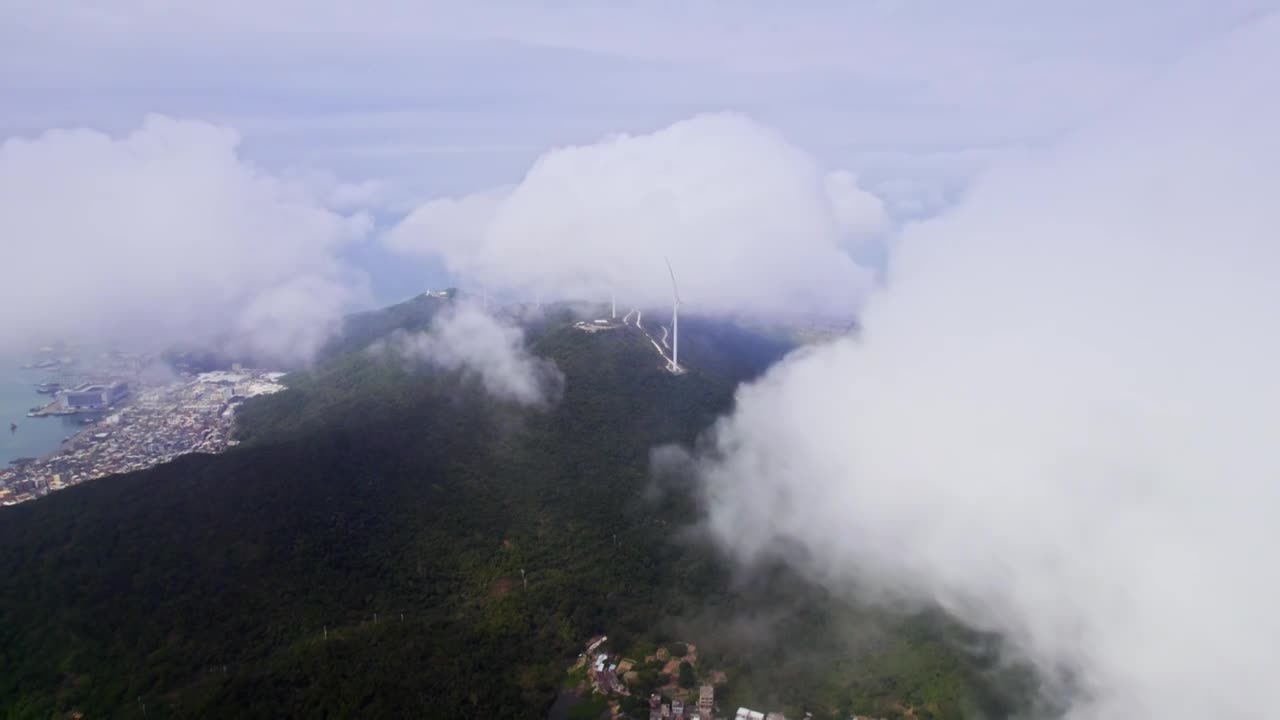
[
  {"x1": 824, "y1": 170, "x2": 889, "y2": 241},
  {"x1": 385, "y1": 113, "x2": 883, "y2": 319},
  {"x1": 377, "y1": 303, "x2": 562, "y2": 407},
  {"x1": 278, "y1": 168, "x2": 401, "y2": 214},
  {"x1": 0, "y1": 115, "x2": 371, "y2": 363},
  {"x1": 691, "y1": 13, "x2": 1280, "y2": 720},
  {"x1": 385, "y1": 187, "x2": 510, "y2": 263}
]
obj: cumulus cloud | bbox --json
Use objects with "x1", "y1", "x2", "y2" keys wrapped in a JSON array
[
  {"x1": 386, "y1": 188, "x2": 509, "y2": 265},
  {"x1": 824, "y1": 170, "x2": 888, "y2": 241},
  {"x1": 690, "y1": 14, "x2": 1280, "y2": 720},
  {"x1": 385, "y1": 113, "x2": 885, "y2": 319},
  {"x1": 0, "y1": 115, "x2": 371, "y2": 364},
  {"x1": 378, "y1": 303, "x2": 562, "y2": 407}
]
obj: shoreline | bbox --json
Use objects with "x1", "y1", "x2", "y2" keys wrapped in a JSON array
[
  {"x1": 2, "y1": 369, "x2": 286, "y2": 506},
  {"x1": 1, "y1": 366, "x2": 74, "y2": 467},
  {"x1": 38, "y1": 413, "x2": 105, "y2": 462},
  {"x1": 6, "y1": 407, "x2": 113, "y2": 467}
]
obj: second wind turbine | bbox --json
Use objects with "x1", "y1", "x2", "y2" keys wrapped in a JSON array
[{"x1": 666, "y1": 259, "x2": 684, "y2": 374}]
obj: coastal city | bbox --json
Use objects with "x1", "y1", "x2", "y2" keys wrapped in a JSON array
[{"x1": 1, "y1": 355, "x2": 285, "y2": 506}]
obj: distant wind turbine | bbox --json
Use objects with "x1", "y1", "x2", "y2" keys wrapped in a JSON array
[
  {"x1": 666, "y1": 259, "x2": 682, "y2": 374},
  {"x1": 611, "y1": 289, "x2": 616, "y2": 320}
]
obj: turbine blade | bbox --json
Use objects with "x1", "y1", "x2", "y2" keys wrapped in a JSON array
[{"x1": 665, "y1": 258, "x2": 682, "y2": 304}]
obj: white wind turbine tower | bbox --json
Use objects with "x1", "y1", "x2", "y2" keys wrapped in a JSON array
[
  {"x1": 666, "y1": 259, "x2": 683, "y2": 374},
  {"x1": 611, "y1": 289, "x2": 617, "y2": 320}
]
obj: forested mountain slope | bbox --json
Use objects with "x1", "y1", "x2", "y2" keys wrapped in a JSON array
[{"x1": 0, "y1": 306, "x2": 1028, "y2": 719}]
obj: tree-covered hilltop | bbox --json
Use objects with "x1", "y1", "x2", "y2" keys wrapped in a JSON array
[
  {"x1": 315, "y1": 290, "x2": 454, "y2": 361},
  {"x1": 0, "y1": 306, "x2": 1033, "y2": 719}
]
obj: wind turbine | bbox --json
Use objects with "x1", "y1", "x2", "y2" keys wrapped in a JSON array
[
  {"x1": 666, "y1": 259, "x2": 682, "y2": 373},
  {"x1": 611, "y1": 289, "x2": 617, "y2": 320}
]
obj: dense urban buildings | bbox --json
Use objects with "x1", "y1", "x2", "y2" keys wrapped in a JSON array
[{"x1": 1, "y1": 369, "x2": 284, "y2": 506}]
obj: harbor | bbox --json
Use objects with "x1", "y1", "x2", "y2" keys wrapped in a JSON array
[
  {"x1": 1, "y1": 354, "x2": 287, "y2": 506},
  {"x1": 0, "y1": 359, "x2": 84, "y2": 467}
]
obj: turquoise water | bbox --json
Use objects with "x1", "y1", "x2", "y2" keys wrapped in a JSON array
[{"x1": 0, "y1": 360, "x2": 85, "y2": 465}]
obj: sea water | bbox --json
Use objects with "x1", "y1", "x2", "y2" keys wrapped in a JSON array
[{"x1": 0, "y1": 359, "x2": 85, "y2": 465}]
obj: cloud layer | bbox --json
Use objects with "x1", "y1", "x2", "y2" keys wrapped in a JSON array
[
  {"x1": 692, "y1": 14, "x2": 1280, "y2": 720},
  {"x1": 0, "y1": 115, "x2": 371, "y2": 363},
  {"x1": 386, "y1": 113, "x2": 884, "y2": 319},
  {"x1": 378, "y1": 303, "x2": 562, "y2": 407}
]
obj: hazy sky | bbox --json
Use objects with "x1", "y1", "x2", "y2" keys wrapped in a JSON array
[
  {"x1": 2, "y1": 1, "x2": 1275, "y2": 355},
  {"x1": 5, "y1": 1, "x2": 1268, "y2": 205}
]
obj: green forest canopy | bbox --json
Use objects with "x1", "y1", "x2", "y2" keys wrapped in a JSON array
[{"x1": 0, "y1": 299, "x2": 1034, "y2": 719}]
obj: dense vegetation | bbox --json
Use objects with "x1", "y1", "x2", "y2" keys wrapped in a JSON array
[
  {"x1": 315, "y1": 290, "x2": 454, "y2": 361},
  {"x1": 0, "y1": 298, "x2": 1032, "y2": 718}
]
